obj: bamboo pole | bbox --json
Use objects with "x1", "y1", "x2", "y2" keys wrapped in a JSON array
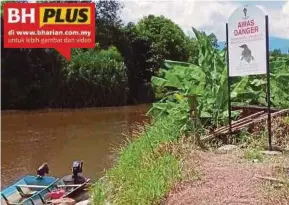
[
  {"x1": 201, "y1": 109, "x2": 289, "y2": 141},
  {"x1": 230, "y1": 109, "x2": 289, "y2": 132},
  {"x1": 255, "y1": 175, "x2": 286, "y2": 184},
  {"x1": 213, "y1": 111, "x2": 265, "y2": 133}
]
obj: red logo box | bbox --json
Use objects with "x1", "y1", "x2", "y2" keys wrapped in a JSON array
[{"x1": 3, "y1": 2, "x2": 96, "y2": 60}]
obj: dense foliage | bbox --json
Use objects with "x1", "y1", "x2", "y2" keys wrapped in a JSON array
[
  {"x1": 149, "y1": 28, "x2": 233, "y2": 131},
  {"x1": 135, "y1": 15, "x2": 195, "y2": 70},
  {"x1": 1, "y1": 1, "x2": 288, "y2": 110},
  {"x1": 148, "y1": 28, "x2": 289, "y2": 133},
  {"x1": 1, "y1": 0, "x2": 130, "y2": 109},
  {"x1": 1, "y1": 2, "x2": 199, "y2": 109},
  {"x1": 230, "y1": 56, "x2": 289, "y2": 109},
  {"x1": 64, "y1": 46, "x2": 129, "y2": 107}
]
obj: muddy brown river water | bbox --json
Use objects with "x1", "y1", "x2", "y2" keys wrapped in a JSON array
[{"x1": 1, "y1": 104, "x2": 149, "y2": 188}]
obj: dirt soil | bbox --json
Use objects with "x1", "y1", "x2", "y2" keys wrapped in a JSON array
[{"x1": 162, "y1": 150, "x2": 289, "y2": 205}]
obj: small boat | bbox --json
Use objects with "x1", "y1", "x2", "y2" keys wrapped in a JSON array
[
  {"x1": 1, "y1": 163, "x2": 57, "y2": 205},
  {"x1": 28, "y1": 177, "x2": 90, "y2": 205},
  {"x1": 1, "y1": 161, "x2": 91, "y2": 205},
  {"x1": 25, "y1": 161, "x2": 91, "y2": 205}
]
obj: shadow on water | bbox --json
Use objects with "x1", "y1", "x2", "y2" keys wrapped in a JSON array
[{"x1": 1, "y1": 104, "x2": 150, "y2": 188}]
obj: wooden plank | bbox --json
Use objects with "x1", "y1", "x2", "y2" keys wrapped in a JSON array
[
  {"x1": 231, "y1": 111, "x2": 265, "y2": 124},
  {"x1": 230, "y1": 109, "x2": 289, "y2": 132},
  {"x1": 201, "y1": 109, "x2": 289, "y2": 141},
  {"x1": 215, "y1": 112, "x2": 269, "y2": 135},
  {"x1": 213, "y1": 111, "x2": 264, "y2": 133},
  {"x1": 214, "y1": 118, "x2": 253, "y2": 134}
]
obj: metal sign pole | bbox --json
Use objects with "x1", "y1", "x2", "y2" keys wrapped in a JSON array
[
  {"x1": 265, "y1": 15, "x2": 272, "y2": 151},
  {"x1": 226, "y1": 23, "x2": 232, "y2": 135}
]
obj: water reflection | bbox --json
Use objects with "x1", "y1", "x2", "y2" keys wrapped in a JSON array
[{"x1": 1, "y1": 105, "x2": 149, "y2": 188}]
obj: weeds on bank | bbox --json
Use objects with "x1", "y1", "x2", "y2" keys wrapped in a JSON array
[
  {"x1": 91, "y1": 116, "x2": 190, "y2": 205},
  {"x1": 236, "y1": 130, "x2": 266, "y2": 162},
  {"x1": 262, "y1": 156, "x2": 289, "y2": 204}
]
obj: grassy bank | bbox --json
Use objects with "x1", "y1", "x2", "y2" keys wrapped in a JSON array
[
  {"x1": 91, "y1": 115, "x2": 186, "y2": 205},
  {"x1": 89, "y1": 29, "x2": 289, "y2": 205}
]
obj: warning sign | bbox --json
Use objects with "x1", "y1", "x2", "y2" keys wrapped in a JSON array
[{"x1": 228, "y1": 5, "x2": 267, "y2": 77}]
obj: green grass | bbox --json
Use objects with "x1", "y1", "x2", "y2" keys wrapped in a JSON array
[
  {"x1": 244, "y1": 149, "x2": 264, "y2": 162},
  {"x1": 91, "y1": 116, "x2": 185, "y2": 205}
]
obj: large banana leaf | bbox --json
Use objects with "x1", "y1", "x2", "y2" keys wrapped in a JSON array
[
  {"x1": 151, "y1": 76, "x2": 167, "y2": 87},
  {"x1": 149, "y1": 27, "x2": 289, "y2": 132}
]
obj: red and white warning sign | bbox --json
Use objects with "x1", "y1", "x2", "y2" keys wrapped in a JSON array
[{"x1": 228, "y1": 5, "x2": 267, "y2": 77}]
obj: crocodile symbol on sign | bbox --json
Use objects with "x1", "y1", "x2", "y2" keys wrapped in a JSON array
[{"x1": 240, "y1": 44, "x2": 255, "y2": 63}]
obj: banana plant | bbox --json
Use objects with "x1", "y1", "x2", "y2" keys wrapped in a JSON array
[{"x1": 148, "y1": 27, "x2": 289, "y2": 135}]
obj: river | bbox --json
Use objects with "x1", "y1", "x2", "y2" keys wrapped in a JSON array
[{"x1": 1, "y1": 104, "x2": 149, "y2": 188}]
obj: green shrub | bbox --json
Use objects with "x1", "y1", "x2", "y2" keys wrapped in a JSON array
[{"x1": 65, "y1": 45, "x2": 129, "y2": 107}]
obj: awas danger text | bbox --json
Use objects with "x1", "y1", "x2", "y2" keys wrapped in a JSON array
[{"x1": 234, "y1": 20, "x2": 259, "y2": 36}]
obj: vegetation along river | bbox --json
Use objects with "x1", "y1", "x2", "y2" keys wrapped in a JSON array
[{"x1": 1, "y1": 104, "x2": 149, "y2": 188}]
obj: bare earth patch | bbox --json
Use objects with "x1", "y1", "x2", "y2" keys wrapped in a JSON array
[{"x1": 162, "y1": 150, "x2": 288, "y2": 205}]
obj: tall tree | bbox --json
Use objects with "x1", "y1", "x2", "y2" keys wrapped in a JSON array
[
  {"x1": 135, "y1": 15, "x2": 193, "y2": 73},
  {"x1": 115, "y1": 22, "x2": 153, "y2": 104},
  {"x1": 96, "y1": 0, "x2": 124, "y2": 48}
]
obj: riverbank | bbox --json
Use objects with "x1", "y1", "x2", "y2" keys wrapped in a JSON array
[
  {"x1": 90, "y1": 114, "x2": 289, "y2": 205},
  {"x1": 91, "y1": 115, "x2": 192, "y2": 204}
]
